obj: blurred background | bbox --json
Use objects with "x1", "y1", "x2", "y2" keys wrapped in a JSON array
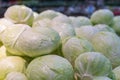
[{"x1": 0, "y1": 0, "x2": 120, "y2": 18}]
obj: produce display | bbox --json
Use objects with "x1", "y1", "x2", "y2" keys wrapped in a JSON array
[{"x1": 0, "y1": 5, "x2": 120, "y2": 80}]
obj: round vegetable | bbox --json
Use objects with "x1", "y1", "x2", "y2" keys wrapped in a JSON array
[
  {"x1": 5, "y1": 72, "x2": 28, "y2": 80},
  {"x1": 0, "y1": 56, "x2": 27, "y2": 80},
  {"x1": 90, "y1": 9, "x2": 114, "y2": 25},
  {"x1": 69, "y1": 16, "x2": 92, "y2": 28},
  {"x1": 4, "y1": 5, "x2": 34, "y2": 26},
  {"x1": 91, "y1": 31, "x2": 120, "y2": 68},
  {"x1": 75, "y1": 52, "x2": 112, "y2": 80},
  {"x1": 0, "y1": 24, "x2": 60, "y2": 57},
  {"x1": 26, "y1": 55, "x2": 74, "y2": 80},
  {"x1": 62, "y1": 37, "x2": 94, "y2": 66}
]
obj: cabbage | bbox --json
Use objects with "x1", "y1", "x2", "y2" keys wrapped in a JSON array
[
  {"x1": 0, "y1": 56, "x2": 27, "y2": 80},
  {"x1": 75, "y1": 25, "x2": 99, "y2": 41},
  {"x1": 26, "y1": 55, "x2": 74, "y2": 80},
  {"x1": 0, "y1": 24, "x2": 31, "y2": 56},
  {"x1": 75, "y1": 52, "x2": 112, "y2": 80},
  {"x1": 35, "y1": 10, "x2": 60, "y2": 21},
  {"x1": 91, "y1": 31, "x2": 120, "y2": 68},
  {"x1": 94, "y1": 24, "x2": 115, "y2": 33},
  {"x1": 62, "y1": 37, "x2": 94, "y2": 66},
  {"x1": 5, "y1": 72, "x2": 28, "y2": 80},
  {"x1": 69, "y1": 16, "x2": 92, "y2": 28},
  {"x1": 93, "y1": 76, "x2": 112, "y2": 80},
  {"x1": 111, "y1": 16, "x2": 120, "y2": 35},
  {"x1": 90, "y1": 9, "x2": 114, "y2": 25},
  {"x1": 4, "y1": 5, "x2": 34, "y2": 26},
  {"x1": 113, "y1": 66, "x2": 120, "y2": 80},
  {"x1": 0, "y1": 24, "x2": 60, "y2": 57}
]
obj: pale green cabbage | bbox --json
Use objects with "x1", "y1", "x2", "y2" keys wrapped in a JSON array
[
  {"x1": 5, "y1": 72, "x2": 28, "y2": 80},
  {"x1": 62, "y1": 37, "x2": 94, "y2": 66},
  {"x1": 91, "y1": 31, "x2": 120, "y2": 68},
  {"x1": 26, "y1": 55, "x2": 74, "y2": 80},
  {"x1": 75, "y1": 52, "x2": 112, "y2": 80},
  {"x1": 90, "y1": 9, "x2": 114, "y2": 25},
  {"x1": 0, "y1": 24, "x2": 60, "y2": 57},
  {"x1": 4, "y1": 5, "x2": 34, "y2": 26},
  {"x1": 0, "y1": 56, "x2": 27, "y2": 80},
  {"x1": 69, "y1": 16, "x2": 92, "y2": 28}
]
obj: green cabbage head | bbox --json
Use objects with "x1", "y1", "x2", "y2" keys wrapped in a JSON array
[
  {"x1": 75, "y1": 52, "x2": 112, "y2": 80},
  {"x1": 5, "y1": 72, "x2": 28, "y2": 80},
  {"x1": 26, "y1": 55, "x2": 74, "y2": 80},
  {"x1": 91, "y1": 31, "x2": 120, "y2": 68},
  {"x1": 90, "y1": 9, "x2": 114, "y2": 25},
  {"x1": 69, "y1": 16, "x2": 92, "y2": 28},
  {"x1": 0, "y1": 24, "x2": 60, "y2": 57},
  {"x1": 4, "y1": 5, "x2": 34, "y2": 26},
  {"x1": 62, "y1": 37, "x2": 94, "y2": 66},
  {"x1": 0, "y1": 56, "x2": 27, "y2": 80}
]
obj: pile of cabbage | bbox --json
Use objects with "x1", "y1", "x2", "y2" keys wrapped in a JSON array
[{"x1": 0, "y1": 5, "x2": 120, "y2": 80}]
